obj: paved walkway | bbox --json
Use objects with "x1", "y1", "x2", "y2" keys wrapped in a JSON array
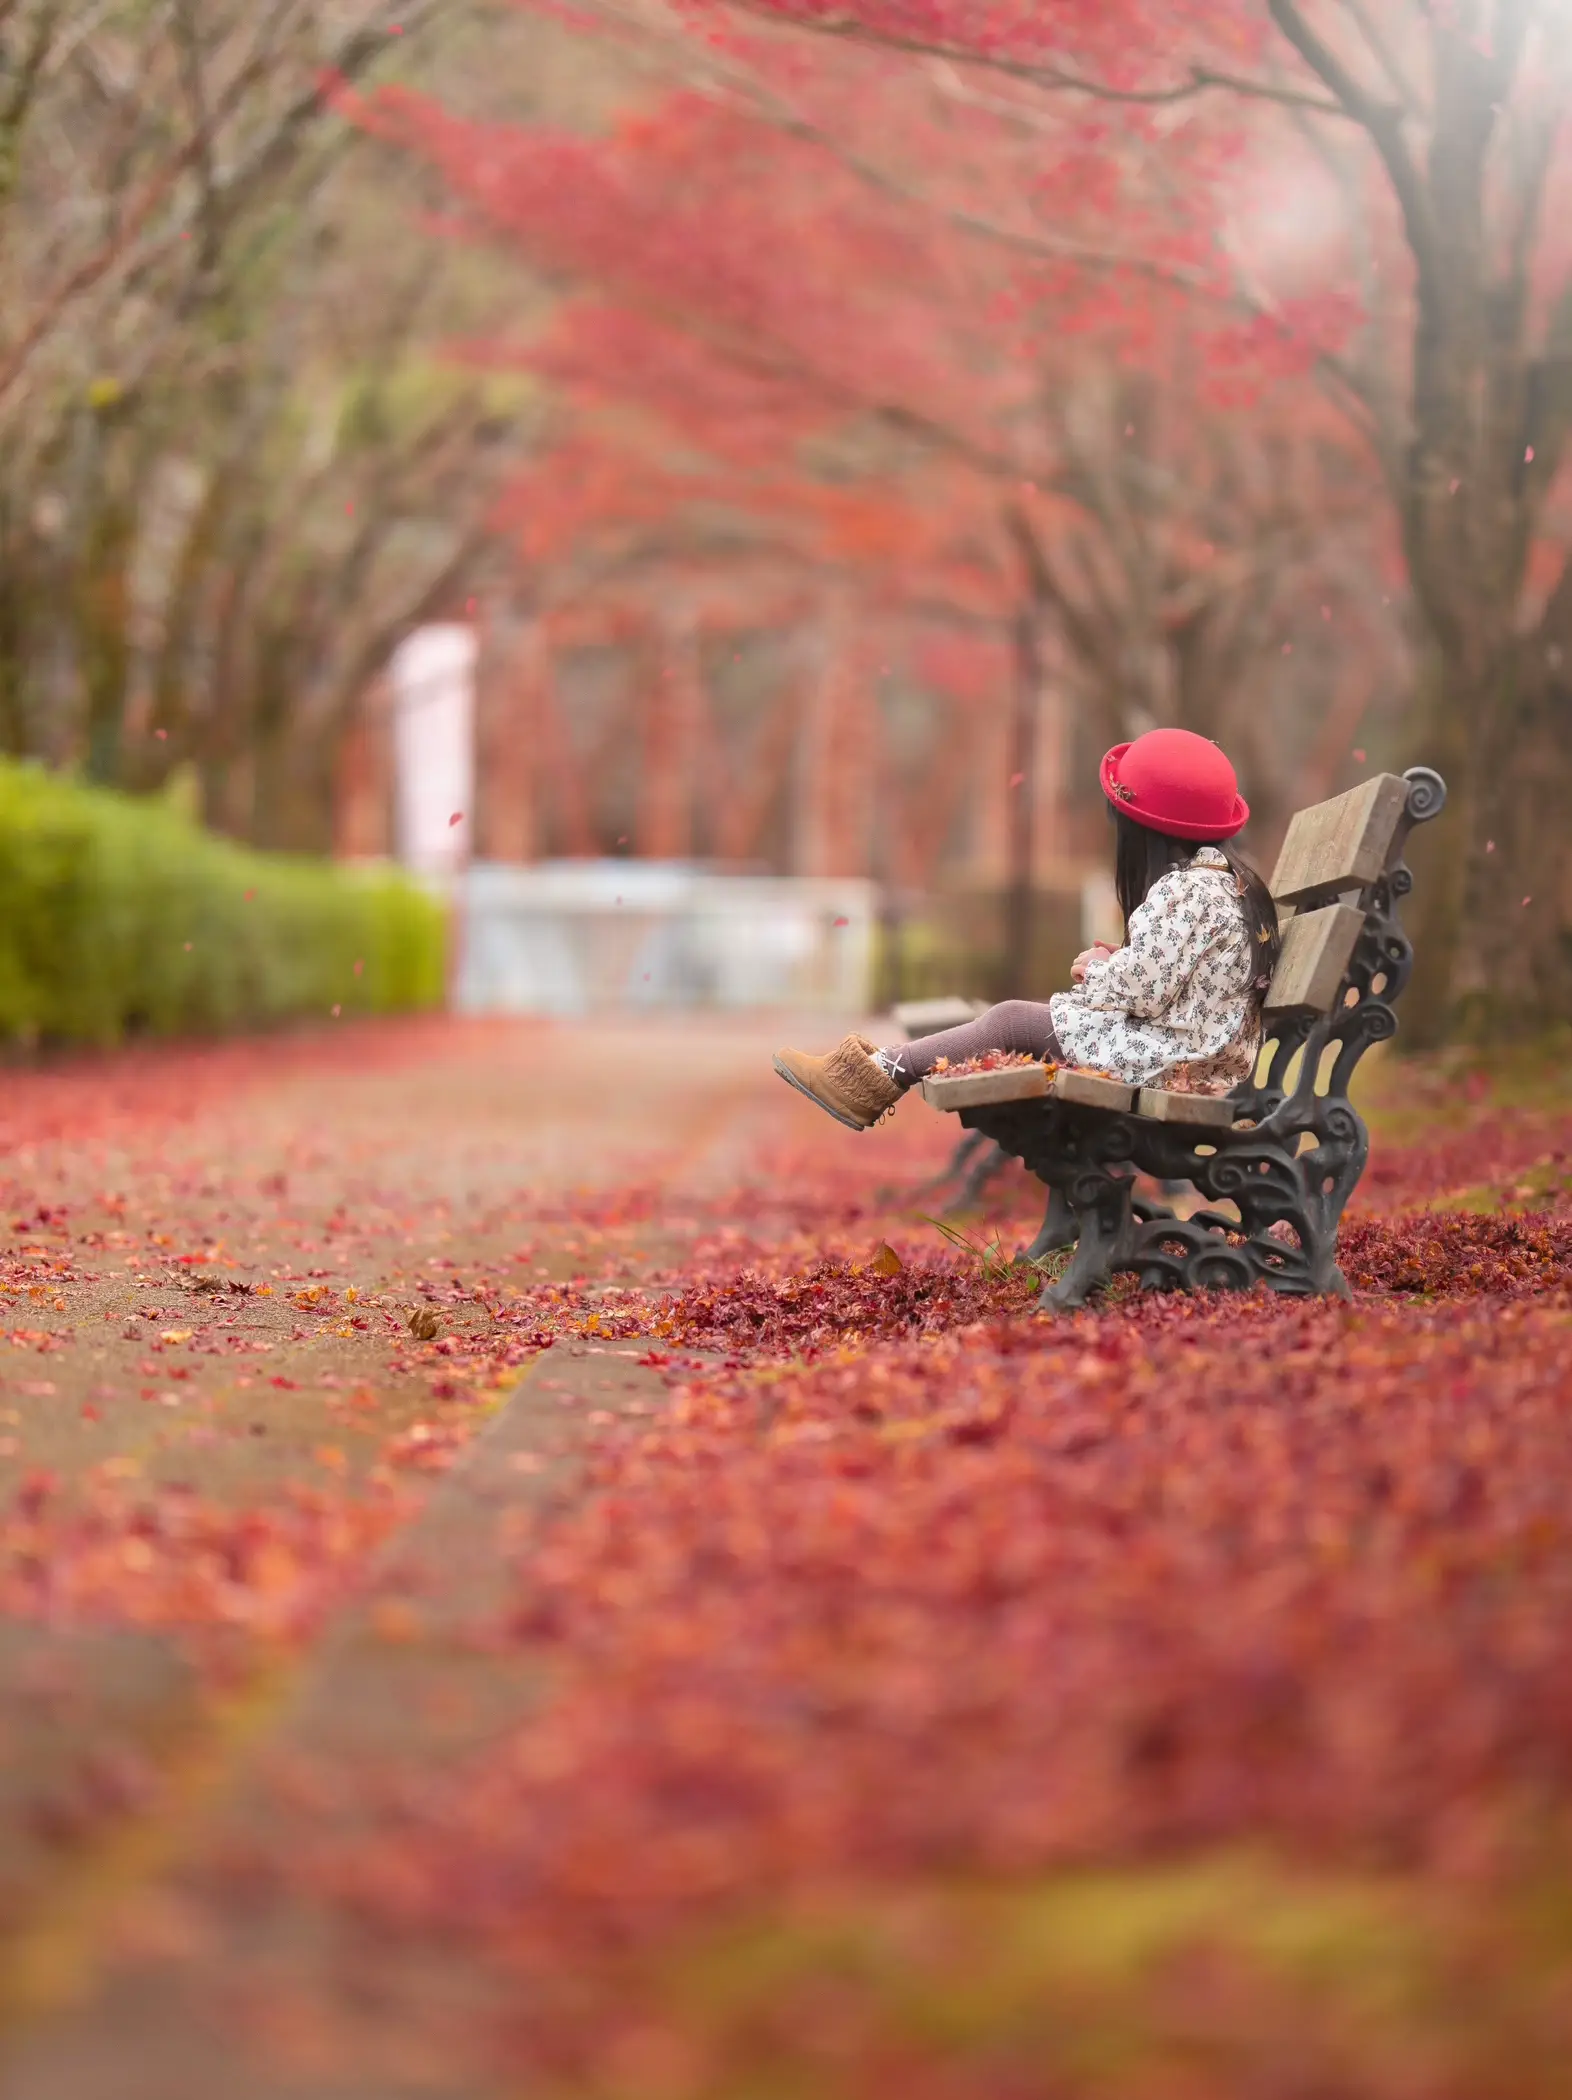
[{"x1": 0, "y1": 1010, "x2": 949, "y2": 2098}]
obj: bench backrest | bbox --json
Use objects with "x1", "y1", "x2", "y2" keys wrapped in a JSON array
[
  {"x1": 1270, "y1": 774, "x2": 1410, "y2": 906},
  {"x1": 1261, "y1": 773, "x2": 1409, "y2": 1019}
]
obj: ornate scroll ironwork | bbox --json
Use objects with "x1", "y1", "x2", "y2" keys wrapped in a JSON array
[{"x1": 951, "y1": 767, "x2": 1447, "y2": 1314}]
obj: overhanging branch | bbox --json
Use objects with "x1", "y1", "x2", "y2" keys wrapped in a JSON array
[
  {"x1": 729, "y1": 2, "x2": 1350, "y2": 115},
  {"x1": 1266, "y1": 0, "x2": 1445, "y2": 304}
]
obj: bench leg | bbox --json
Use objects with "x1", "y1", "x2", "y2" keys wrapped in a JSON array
[
  {"x1": 1035, "y1": 1204, "x2": 1118, "y2": 1311},
  {"x1": 1018, "y1": 1183, "x2": 1078, "y2": 1265},
  {"x1": 1033, "y1": 1174, "x2": 1137, "y2": 1312},
  {"x1": 876, "y1": 1127, "x2": 987, "y2": 1206},
  {"x1": 946, "y1": 1140, "x2": 1011, "y2": 1214},
  {"x1": 909, "y1": 1128, "x2": 988, "y2": 1198}
]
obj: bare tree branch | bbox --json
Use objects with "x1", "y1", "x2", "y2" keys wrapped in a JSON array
[
  {"x1": 172, "y1": 0, "x2": 222, "y2": 271},
  {"x1": 1266, "y1": 0, "x2": 1445, "y2": 302},
  {"x1": 725, "y1": 2, "x2": 1350, "y2": 115},
  {"x1": 0, "y1": 0, "x2": 451, "y2": 407},
  {"x1": 0, "y1": 0, "x2": 64, "y2": 204},
  {"x1": 1335, "y1": 0, "x2": 1426, "y2": 120}
]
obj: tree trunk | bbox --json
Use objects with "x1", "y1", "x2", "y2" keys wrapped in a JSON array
[
  {"x1": 1406, "y1": 631, "x2": 1572, "y2": 1045},
  {"x1": 1000, "y1": 599, "x2": 1040, "y2": 1002},
  {"x1": 1450, "y1": 643, "x2": 1572, "y2": 1039},
  {"x1": 78, "y1": 501, "x2": 135, "y2": 786},
  {"x1": 1395, "y1": 647, "x2": 1470, "y2": 1050},
  {"x1": 0, "y1": 559, "x2": 31, "y2": 757}
]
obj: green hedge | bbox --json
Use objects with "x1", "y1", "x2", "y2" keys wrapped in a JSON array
[{"x1": 0, "y1": 762, "x2": 446, "y2": 1047}]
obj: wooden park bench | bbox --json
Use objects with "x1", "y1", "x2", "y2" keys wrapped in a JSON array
[{"x1": 918, "y1": 766, "x2": 1447, "y2": 1312}]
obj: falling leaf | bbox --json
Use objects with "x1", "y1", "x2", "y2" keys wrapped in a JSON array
[
  {"x1": 1486, "y1": 840, "x2": 1496, "y2": 852},
  {"x1": 449, "y1": 812, "x2": 464, "y2": 827},
  {"x1": 1352, "y1": 748, "x2": 1366, "y2": 762},
  {"x1": 869, "y1": 1242, "x2": 903, "y2": 1277},
  {"x1": 1009, "y1": 772, "x2": 1025, "y2": 787},
  {"x1": 832, "y1": 916, "x2": 849, "y2": 927},
  {"x1": 407, "y1": 1307, "x2": 441, "y2": 1341},
  {"x1": 331, "y1": 1004, "x2": 342, "y2": 1018}
]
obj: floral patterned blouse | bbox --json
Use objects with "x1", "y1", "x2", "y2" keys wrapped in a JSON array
[{"x1": 1049, "y1": 847, "x2": 1263, "y2": 1092}]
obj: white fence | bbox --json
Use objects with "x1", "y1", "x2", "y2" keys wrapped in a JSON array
[{"x1": 452, "y1": 862, "x2": 877, "y2": 1016}]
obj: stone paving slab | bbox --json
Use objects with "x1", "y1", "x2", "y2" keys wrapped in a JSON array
[
  {"x1": 0, "y1": 1345, "x2": 682, "y2": 2100},
  {"x1": 0, "y1": 1627, "x2": 201, "y2": 1948},
  {"x1": 0, "y1": 1012, "x2": 872, "y2": 2096}
]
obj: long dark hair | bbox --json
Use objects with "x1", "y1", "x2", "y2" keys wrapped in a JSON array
[{"x1": 1110, "y1": 807, "x2": 1281, "y2": 1005}]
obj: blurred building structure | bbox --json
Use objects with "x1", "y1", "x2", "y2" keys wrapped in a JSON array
[
  {"x1": 341, "y1": 591, "x2": 1091, "y2": 885},
  {"x1": 336, "y1": 591, "x2": 1097, "y2": 1011}
]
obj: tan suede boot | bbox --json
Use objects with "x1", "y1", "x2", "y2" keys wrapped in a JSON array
[{"x1": 773, "y1": 1033, "x2": 903, "y2": 1132}]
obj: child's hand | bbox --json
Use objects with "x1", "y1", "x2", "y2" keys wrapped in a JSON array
[{"x1": 1071, "y1": 943, "x2": 1113, "y2": 984}]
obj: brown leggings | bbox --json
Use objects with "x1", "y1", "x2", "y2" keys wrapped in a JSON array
[{"x1": 879, "y1": 999, "x2": 1064, "y2": 1090}]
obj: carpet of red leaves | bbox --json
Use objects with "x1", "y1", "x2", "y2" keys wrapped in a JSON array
[
  {"x1": 221, "y1": 1086, "x2": 1572, "y2": 2090},
  {"x1": 274, "y1": 1290, "x2": 1572, "y2": 2094},
  {"x1": 927, "y1": 1050, "x2": 1044, "y2": 1074},
  {"x1": 5, "y1": 1025, "x2": 1572, "y2": 2096}
]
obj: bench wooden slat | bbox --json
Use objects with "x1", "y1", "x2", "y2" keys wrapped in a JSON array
[
  {"x1": 921, "y1": 1065, "x2": 1140, "y2": 1113},
  {"x1": 1136, "y1": 1087, "x2": 1236, "y2": 1127},
  {"x1": 1052, "y1": 1070, "x2": 1136, "y2": 1111},
  {"x1": 891, "y1": 997, "x2": 988, "y2": 1037},
  {"x1": 1270, "y1": 774, "x2": 1409, "y2": 905},
  {"x1": 1263, "y1": 901, "x2": 1365, "y2": 1016},
  {"x1": 921, "y1": 1064, "x2": 1050, "y2": 1110}
]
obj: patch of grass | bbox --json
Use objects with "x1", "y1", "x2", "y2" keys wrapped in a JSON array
[
  {"x1": 919, "y1": 1214, "x2": 1019, "y2": 1285},
  {"x1": 1362, "y1": 1036, "x2": 1572, "y2": 1136},
  {"x1": 575, "y1": 1854, "x2": 1572, "y2": 2100},
  {"x1": 1407, "y1": 1153, "x2": 1572, "y2": 1219}
]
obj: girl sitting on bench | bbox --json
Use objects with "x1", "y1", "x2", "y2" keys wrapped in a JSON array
[{"x1": 774, "y1": 728, "x2": 1280, "y2": 1132}]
